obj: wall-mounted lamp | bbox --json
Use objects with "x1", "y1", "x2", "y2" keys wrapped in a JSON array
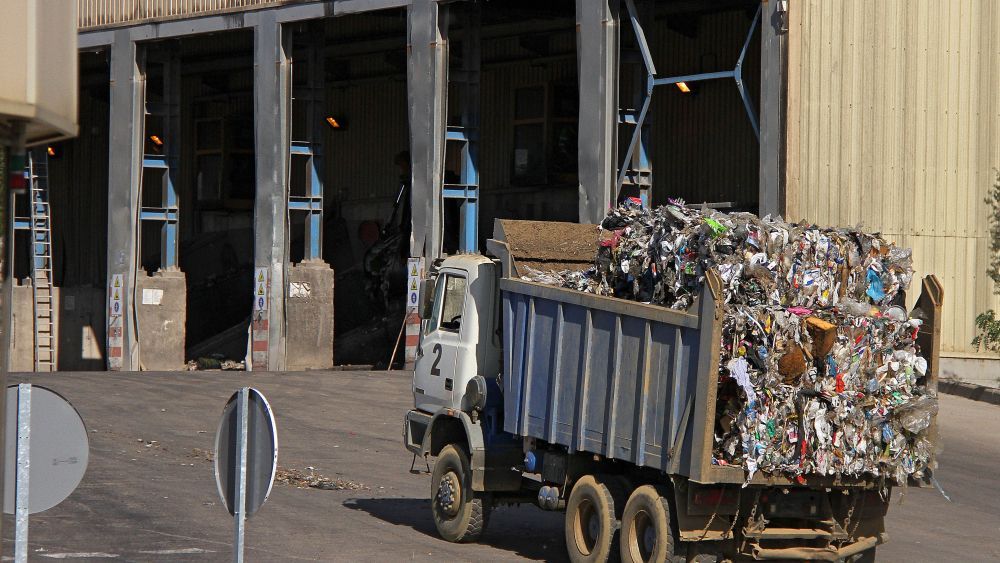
[
  {"x1": 46, "y1": 146, "x2": 57, "y2": 158},
  {"x1": 676, "y1": 81, "x2": 692, "y2": 94},
  {"x1": 149, "y1": 135, "x2": 164, "y2": 147},
  {"x1": 325, "y1": 116, "x2": 346, "y2": 130}
]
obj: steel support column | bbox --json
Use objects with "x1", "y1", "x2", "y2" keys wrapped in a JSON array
[
  {"x1": 407, "y1": 0, "x2": 448, "y2": 259},
  {"x1": 576, "y1": 0, "x2": 619, "y2": 224},
  {"x1": 252, "y1": 13, "x2": 291, "y2": 371},
  {"x1": 106, "y1": 30, "x2": 145, "y2": 371},
  {"x1": 759, "y1": 0, "x2": 788, "y2": 217}
]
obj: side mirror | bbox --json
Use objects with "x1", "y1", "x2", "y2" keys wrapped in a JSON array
[{"x1": 420, "y1": 278, "x2": 436, "y2": 320}]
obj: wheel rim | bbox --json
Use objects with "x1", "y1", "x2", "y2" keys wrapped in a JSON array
[
  {"x1": 436, "y1": 471, "x2": 462, "y2": 518},
  {"x1": 572, "y1": 498, "x2": 599, "y2": 555},
  {"x1": 628, "y1": 509, "x2": 657, "y2": 562}
]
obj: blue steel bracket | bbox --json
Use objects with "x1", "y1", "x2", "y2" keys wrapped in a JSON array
[
  {"x1": 142, "y1": 155, "x2": 169, "y2": 169},
  {"x1": 288, "y1": 196, "x2": 323, "y2": 211},
  {"x1": 446, "y1": 129, "x2": 474, "y2": 143},
  {"x1": 287, "y1": 141, "x2": 323, "y2": 260},
  {"x1": 140, "y1": 207, "x2": 179, "y2": 222},
  {"x1": 140, "y1": 152, "x2": 180, "y2": 268},
  {"x1": 444, "y1": 125, "x2": 480, "y2": 253},
  {"x1": 290, "y1": 141, "x2": 313, "y2": 156}
]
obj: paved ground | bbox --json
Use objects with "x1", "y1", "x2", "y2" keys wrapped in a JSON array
[{"x1": 0, "y1": 370, "x2": 996, "y2": 562}]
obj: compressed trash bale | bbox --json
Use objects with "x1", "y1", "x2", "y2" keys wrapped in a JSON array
[{"x1": 522, "y1": 200, "x2": 936, "y2": 485}]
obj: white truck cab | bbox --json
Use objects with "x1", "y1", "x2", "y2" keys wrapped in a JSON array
[
  {"x1": 403, "y1": 252, "x2": 523, "y2": 544},
  {"x1": 413, "y1": 254, "x2": 501, "y2": 414}
]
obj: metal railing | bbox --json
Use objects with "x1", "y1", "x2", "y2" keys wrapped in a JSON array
[{"x1": 77, "y1": 0, "x2": 309, "y2": 30}]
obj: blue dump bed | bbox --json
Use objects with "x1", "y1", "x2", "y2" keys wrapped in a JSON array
[{"x1": 499, "y1": 273, "x2": 728, "y2": 483}]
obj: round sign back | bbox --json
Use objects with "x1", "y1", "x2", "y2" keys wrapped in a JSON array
[
  {"x1": 3, "y1": 385, "x2": 90, "y2": 514},
  {"x1": 214, "y1": 388, "x2": 278, "y2": 517}
]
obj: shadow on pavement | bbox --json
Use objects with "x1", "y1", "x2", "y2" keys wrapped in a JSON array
[{"x1": 344, "y1": 497, "x2": 568, "y2": 561}]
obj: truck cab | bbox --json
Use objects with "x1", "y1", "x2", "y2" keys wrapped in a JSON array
[
  {"x1": 403, "y1": 253, "x2": 523, "y2": 544},
  {"x1": 412, "y1": 254, "x2": 501, "y2": 414}
]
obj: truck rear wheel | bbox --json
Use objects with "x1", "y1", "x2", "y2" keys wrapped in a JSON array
[
  {"x1": 620, "y1": 485, "x2": 678, "y2": 563},
  {"x1": 431, "y1": 444, "x2": 491, "y2": 542},
  {"x1": 565, "y1": 474, "x2": 619, "y2": 563}
]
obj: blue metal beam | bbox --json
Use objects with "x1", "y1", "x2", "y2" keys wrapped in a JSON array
[
  {"x1": 288, "y1": 198, "x2": 323, "y2": 211},
  {"x1": 652, "y1": 70, "x2": 735, "y2": 86},
  {"x1": 139, "y1": 208, "x2": 179, "y2": 222}
]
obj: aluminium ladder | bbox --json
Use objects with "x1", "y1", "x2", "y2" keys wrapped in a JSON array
[{"x1": 27, "y1": 151, "x2": 55, "y2": 372}]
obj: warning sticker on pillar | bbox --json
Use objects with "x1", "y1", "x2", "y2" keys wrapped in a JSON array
[
  {"x1": 404, "y1": 258, "x2": 424, "y2": 369},
  {"x1": 107, "y1": 274, "x2": 125, "y2": 371},
  {"x1": 406, "y1": 258, "x2": 424, "y2": 309},
  {"x1": 254, "y1": 267, "x2": 268, "y2": 312},
  {"x1": 251, "y1": 267, "x2": 270, "y2": 371},
  {"x1": 109, "y1": 274, "x2": 123, "y2": 317}
]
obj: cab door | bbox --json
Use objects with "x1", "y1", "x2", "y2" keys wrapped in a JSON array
[{"x1": 413, "y1": 270, "x2": 469, "y2": 412}]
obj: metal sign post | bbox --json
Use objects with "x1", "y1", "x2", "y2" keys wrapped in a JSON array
[
  {"x1": 234, "y1": 388, "x2": 249, "y2": 563},
  {"x1": 14, "y1": 384, "x2": 31, "y2": 563},
  {"x1": 3, "y1": 384, "x2": 89, "y2": 563},
  {"x1": 214, "y1": 387, "x2": 278, "y2": 563}
]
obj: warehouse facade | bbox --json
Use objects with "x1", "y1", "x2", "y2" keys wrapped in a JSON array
[{"x1": 9, "y1": 0, "x2": 998, "y2": 379}]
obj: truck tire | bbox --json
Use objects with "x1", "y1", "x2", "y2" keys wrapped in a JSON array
[
  {"x1": 565, "y1": 474, "x2": 619, "y2": 563},
  {"x1": 431, "y1": 444, "x2": 491, "y2": 542},
  {"x1": 620, "y1": 485, "x2": 678, "y2": 563}
]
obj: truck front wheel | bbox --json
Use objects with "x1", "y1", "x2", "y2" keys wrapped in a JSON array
[
  {"x1": 620, "y1": 485, "x2": 678, "y2": 563},
  {"x1": 431, "y1": 444, "x2": 491, "y2": 542}
]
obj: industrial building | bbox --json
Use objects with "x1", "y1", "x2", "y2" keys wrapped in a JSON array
[{"x1": 9, "y1": 0, "x2": 998, "y2": 381}]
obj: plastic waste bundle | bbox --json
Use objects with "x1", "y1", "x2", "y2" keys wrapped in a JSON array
[{"x1": 522, "y1": 199, "x2": 937, "y2": 484}]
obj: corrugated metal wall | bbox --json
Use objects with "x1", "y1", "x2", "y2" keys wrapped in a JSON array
[
  {"x1": 786, "y1": 0, "x2": 1000, "y2": 354},
  {"x1": 77, "y1": 0, "x2": 301, "y2": 30}
]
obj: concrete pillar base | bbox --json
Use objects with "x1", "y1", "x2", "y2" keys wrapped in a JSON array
[
  {"x1": 136, "y1": 268, "x2": 187, "y2": 371},
  {"x1": 286, "y1": 259, "x2": 334, "y2": 370}
]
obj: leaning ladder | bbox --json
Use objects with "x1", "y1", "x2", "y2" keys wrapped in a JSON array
[{"x1": 27, "y1": 151, "x2": 55, "y2": 372}]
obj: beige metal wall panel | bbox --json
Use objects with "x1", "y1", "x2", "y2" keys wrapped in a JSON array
[
  {"x1": 77, "y1": 0, "x2": 302, "y2": 30},
  {"x1": 786, "y1": 0, "x2": 1000, "y2": 355}
]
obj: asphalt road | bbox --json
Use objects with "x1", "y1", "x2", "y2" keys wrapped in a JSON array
[{"x1": 0, "y1": 370, "x2": 996, "y2": 562}]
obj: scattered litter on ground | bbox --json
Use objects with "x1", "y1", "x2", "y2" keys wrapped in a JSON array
[
  {"x1": 189, "y1": 448, "x2": 214, "y2": 462},
  {"x1": 523, "y1": 199, "x2": 937, "y2": 484},
  {"x1": 275, "y1": 467, "x2": 370, "y2": 491},
  {"x1": 185, "y1": 356, "x2": 246, "y2": 371}
]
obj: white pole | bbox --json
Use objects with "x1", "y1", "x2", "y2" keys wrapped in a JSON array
[
  {"x1": 234, "y1": 387, "x2": 249, "y2": 563},
  {"x1": 14, "y1": 383, "x2": 32, "y2": 563}
]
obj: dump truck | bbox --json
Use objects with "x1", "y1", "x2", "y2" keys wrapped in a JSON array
[{"x1": 403, "y1": 219, "x2": 943, "y2": 562}]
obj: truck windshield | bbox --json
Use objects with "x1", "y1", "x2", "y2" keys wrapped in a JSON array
[{"x1": 431, "y1": 274, "x2": 466, "y2": 333}]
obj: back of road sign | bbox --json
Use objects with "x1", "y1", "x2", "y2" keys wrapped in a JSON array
[
  {"x1": 3, "y1": 385, "x2": 89, "y2": 514},
  {"x1": 214, "y1": 388, "x2": 277, "y2": 517}
]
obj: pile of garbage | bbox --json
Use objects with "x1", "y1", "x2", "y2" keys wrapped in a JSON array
[{"x1": 523, "y1": 200, "x2": 937, "y2": 484}]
